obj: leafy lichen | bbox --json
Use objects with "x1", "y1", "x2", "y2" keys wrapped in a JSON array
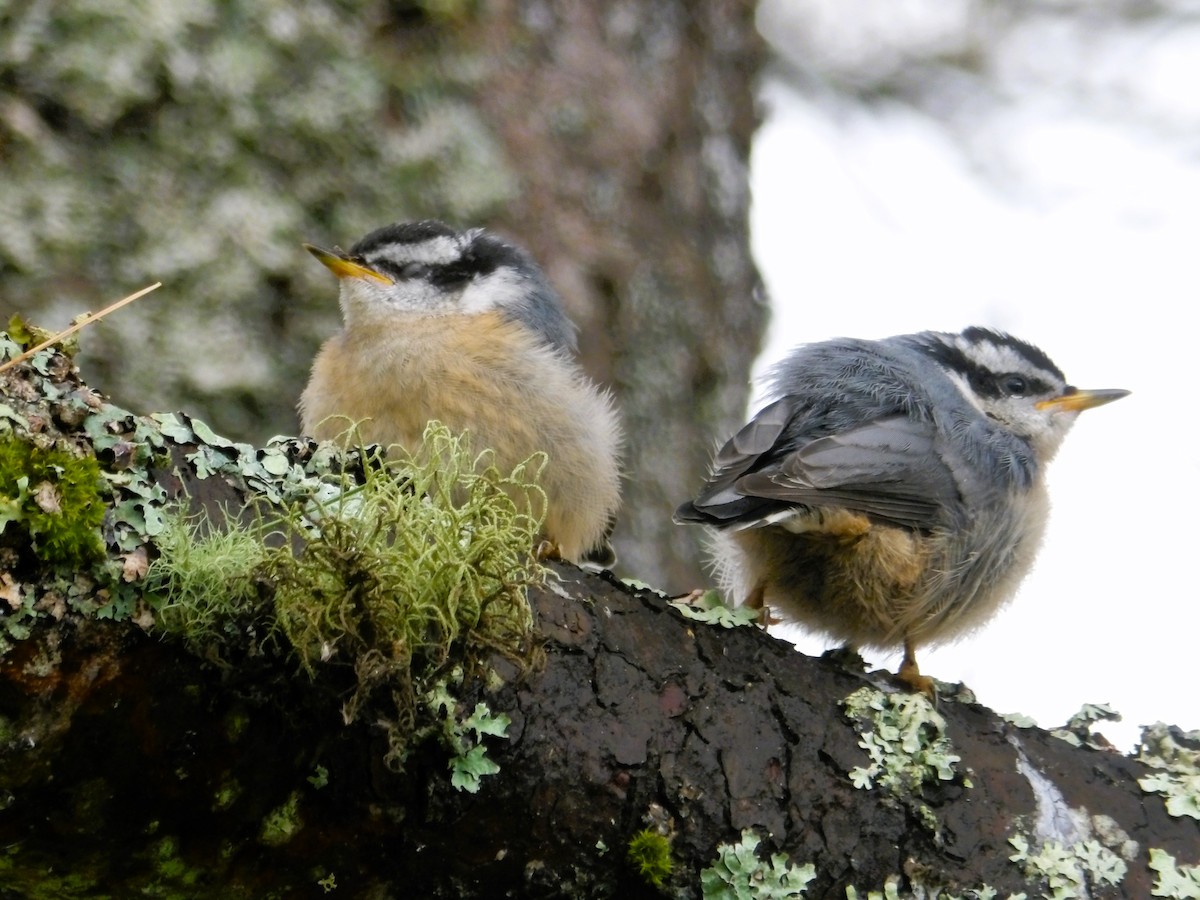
[
  {"x1": 1138, "y1": 723, "x2": 1200, "y2": 821},
  {"x1": 700, "y1": 829, "x2": 815, "y2": 899},
  {"x1": 145, "y1": 421, "x2": 545, "y2": 774},
  {"x1": 668, "y1": 589, "x2": 761, "y2": 628},
  {"x1": 1050, "y1": 702, "x2": 1122, "y2": 750},
  {"x1": 842, "y1": 686, "x2": 966, "y2": 795},
  {"x1": 424, "y1": 676, "x2": 512, "y2": 793},
  {"x1": 845, "y1": 880, "x2": 1020, "y2": 899},
  {"x1": 1148, "y1": 848, "x2": 1200, "y2": 899},
  {"x1": 1007, "y1": 833, "x2": 1126, "y2": 899}
]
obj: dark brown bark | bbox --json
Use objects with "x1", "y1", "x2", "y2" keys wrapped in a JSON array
[{"x1": 2, "y1": 561, "x2": 1196, "y2": 898}]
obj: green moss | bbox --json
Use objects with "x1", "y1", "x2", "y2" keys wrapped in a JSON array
[
  {"x1": 212, "y1": 777, "x2": 242, "y2": 811},
  {"x1": 0, "y1": 436, "x2": 106, "y2": 567},
  {"x1": 627, "y1": 829, "x2": 673, "y2": 888},
  {"x1": 259, "y1": 791, "x2": 304, "y2": 847}
]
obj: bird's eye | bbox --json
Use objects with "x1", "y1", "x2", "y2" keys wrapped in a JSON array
[
  {"x1": 999, "y1": 374, "x2": 1028, "y2": 397},
  {"x1": 397, "y1": 262, "x2": 430, "y2": 280}
]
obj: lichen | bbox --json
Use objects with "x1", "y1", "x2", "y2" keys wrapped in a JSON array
[
  {"x1": 842, "y1": 686, "x2": 967, "y2": 795},
  {"x1": 1137, "y1": 723, "x2": 1200, "y2": 821},
  {"x1": 700, "y1": 829, "x2": 815, "y2": 899},
  {"x1": 1050, "y1": 702, "x2": 1121, "y2": 750},
  {"x1": 143, "y1": 421, "x2": 544, "y2": 774},
  {"x1": 1007, "y1": 834, "x2": 1126, "y2": 899},
  {"x1": 5, "y1": 332, "x2": 543, "y2": 803},
  {"x1": 845, "y1": 881, "x2": 1020, "y2": 899},
  {"x1": 668, "y1": 588, "x2": 761, "y2": 628},
  {"x1": 145, "y1": 505, "x2": 275, "y2": 655},
  {"x1": 424, "y1": 676, "x2": 512, "y2": 793},
  {"x1": 1148, "y1": 848, "x2": 1200, "y2": 898},
  {"x1": 627, "y1": 828, "x2": 673, "y2": 888}
]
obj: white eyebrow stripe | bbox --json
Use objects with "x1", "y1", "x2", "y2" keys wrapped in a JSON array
[
  {"x1": 369, "y1": 235, "x2": 463, "y2": 267},
  {"x1": 956, "y1": 337, "x2": 1041, "y2": 376}
]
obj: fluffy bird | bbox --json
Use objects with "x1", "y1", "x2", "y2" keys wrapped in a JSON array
[
  {"x1": 675, "y1": 327, "x2": 1128, "y2": 692},
  {"x1": 300, "y1": 220, "x2": 622, "y2": 565}
]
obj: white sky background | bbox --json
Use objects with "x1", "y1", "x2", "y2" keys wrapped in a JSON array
[{"x1": 749, "y1": 0, "x2": 1198, "y2": 750}]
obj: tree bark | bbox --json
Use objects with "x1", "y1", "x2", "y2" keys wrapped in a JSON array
[{"x1": 1, "y1": 348, "x2": 1196, "y2": 898}]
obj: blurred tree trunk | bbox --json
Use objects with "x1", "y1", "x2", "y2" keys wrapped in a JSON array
[{"x1": 455, "y1": 2, "x2": 769, "y2": 589}]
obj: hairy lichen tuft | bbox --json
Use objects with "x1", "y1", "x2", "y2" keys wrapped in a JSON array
[
  {"x1": 146, "y1": 421, "x2": 546, "y2": 771},
  {"x1": 145, "y1": 506, "x2": 276, "y2": 655},
  {"x1": 627, "y1": 829, "x2": 673, "y2": 887}
]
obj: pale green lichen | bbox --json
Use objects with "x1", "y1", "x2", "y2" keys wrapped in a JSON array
[
  {"x1": 1007, "y1": 834, "x2": 1126, "y2": 899},
  {"x1": 668, "y1": 589, "x2": 761, "y2": 628},
  {"x1": 145, "y1": 505, "x2": 275, "y2": 654},
  {"x1": 1148, "y1": 848, "x2": 1200, "y2": 898},
  {"x1": 846, "y1": 881, "x2": 1022, "y2": 899},
  {"x1": 424, "y1": 677, "x2": 512, "y2": 793},
  {"x1": 700, "y1": 829, "x2": 815, "y2": 899},
  {"x1": 842, "y1": 686, "x2": 966, "y2": 794},
  {"x1": 1137, "y1": 723, "x2": 1200, "y2": 821},
  {"x1": 1050, "y1": 703, "x2": 1121, "y2": 750}
]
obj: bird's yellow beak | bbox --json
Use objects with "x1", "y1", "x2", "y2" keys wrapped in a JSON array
[
  {"x1": 303, "y1": 243, "x2": 394, "y2": 285},
  {"x1": 1035, "y1": 387, "x2": 1130, "y2": 413}
]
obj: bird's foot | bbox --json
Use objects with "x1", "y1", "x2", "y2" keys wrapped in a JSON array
[
  {"x1": 894, "y1": 665, "x2": 937, "y2": 699},
  {"x1": 743, "y1": 584, "x2": 780, "y2": 626},
  {"x1": 895, "y1": 652, "x2": 937, "y2": 700},
  {"x1": 535, "y1": 540, "x2": 562, "y2": 561}
]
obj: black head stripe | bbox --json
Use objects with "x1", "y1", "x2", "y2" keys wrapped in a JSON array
[
  {"x1": 960, "y1": 327, "x2": 1064, "y2": 381},
  {"x1": 917, "y1": 328, "x2": 1062, "y2": 400},
  {"x1": 349, "y1": 220, "x2": 459, "y2": 256},
  {"x1": 463, "y1": 231, "x2": 533, "y2": 278}
]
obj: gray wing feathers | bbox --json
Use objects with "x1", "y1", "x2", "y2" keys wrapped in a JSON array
[
  {"x1": 736, "y1": 416, "x2": 964, "y2": 530},
  {"x1": 690, "y1": 398, "x2": 793, "y2": 509},
  {"x1": 685, "y1": 411, "x2": 968, "y2": 532}
]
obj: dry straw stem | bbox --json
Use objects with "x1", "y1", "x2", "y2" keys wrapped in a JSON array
[{"x1": 0, "y1": 282, "x2": 162, "y2": 373}]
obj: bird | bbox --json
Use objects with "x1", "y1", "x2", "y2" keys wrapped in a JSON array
[
  {"x1": 675, "y1": 327, "x2": 1128, "y2": 694},
  {"x1": 299, "y1": 219, "x2": 622, "y2": 566}
]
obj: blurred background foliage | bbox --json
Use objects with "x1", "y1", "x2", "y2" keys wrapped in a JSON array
[{"x1": 0, "y1": 0, "x2": 766, "y2": 588}]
